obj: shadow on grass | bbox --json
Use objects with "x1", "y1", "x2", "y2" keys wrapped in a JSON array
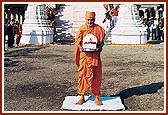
[
  {"x1": 4, "y1": 46, "x2": 47, "y2": 57},
  {"x1": 147, "y1": 40, "x2": 164, "y2": 44},
  {"x1": 111, "y1": 82, "x2": 164, "y2": 110}
]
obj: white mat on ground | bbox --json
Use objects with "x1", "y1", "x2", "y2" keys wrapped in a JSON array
[{"x1": 61, "y1": 95, "x2": 125, "y2": 111}]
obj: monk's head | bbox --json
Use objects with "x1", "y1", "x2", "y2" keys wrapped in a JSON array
[{"x1": 85, "y1": 11, "x2": 95, "y2": 27}]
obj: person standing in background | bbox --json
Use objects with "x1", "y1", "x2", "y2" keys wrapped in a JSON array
[
  {"x1": 113, "y1": 5, "x2": 119, "y2": 27},
  {"x1": 7, "y1": 19, "x2": 15, "y2": 48},
  {"x1": 14, "y1": 20, "x2": 22, "y2": 47},
  {"x1": 4, "y1": 19, "x2": 9, "y2": 50}
]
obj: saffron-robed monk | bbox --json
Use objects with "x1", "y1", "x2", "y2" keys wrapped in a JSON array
[{"x1": 74, "y1": 11, "x2": 105, "y2": 106}]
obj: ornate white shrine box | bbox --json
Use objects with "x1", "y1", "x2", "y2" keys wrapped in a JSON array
[{"x1": 82, "y1": 34, "x2": 98, "y2": 51}]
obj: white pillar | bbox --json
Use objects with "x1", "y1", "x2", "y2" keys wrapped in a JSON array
[
  {"x1": 20, "y1": 4, "x2": 53, "y2": 45},
  {"x1": 143, "y1": 9, "x2": 148, "y2": 19},
  {"x1": 10, "y1": 13, "x2": 14, "y2": 19},
  {"x1": 20, "y1": 15, "x2": 23, "y2": 24},
  {"x1": 15, "y1": 13, "x2": 19, "y2": 20},
  {"x1": 108, "y1": 4, "x2": 147, "y2": 44},
  {"x1": 154, "y1": 6, "x2": 159, "y2": 19}
]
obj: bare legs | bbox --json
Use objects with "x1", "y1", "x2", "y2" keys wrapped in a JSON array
[
  {"x1": 94, "y1": 96, "x2": 103, "y2": 105},
  {"x1": 76, "y1": 95, "x2": 103, "y2": 106}
]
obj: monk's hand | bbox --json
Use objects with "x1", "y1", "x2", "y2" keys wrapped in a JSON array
[
  {"x1": 96, "y1": 47, "x2": 102, "y2": 52},
  {"x1": 96, "y1": 47, "x2": 100, "y2": 51},
  {"x1": 78, "y1": 45, "x2": 83, "y2": 51},
  {"x1": 96, "y1": 42, "x2": 104, "y2": 51}
]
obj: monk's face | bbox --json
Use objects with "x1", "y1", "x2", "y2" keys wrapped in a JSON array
[{"x1": 86, "y1": 18, "x2": 95, "y2": 27}]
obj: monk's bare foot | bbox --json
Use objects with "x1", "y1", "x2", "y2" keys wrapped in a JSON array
[
  {"x1": 94, "y1": 96, "x2": 103, "y2": 106},
  {"x1": 94, "y1": 100, "x2": 103, "y2": 105},
  {"x1": 76, "y1": 99, "x2": 85, "y2": 105}
]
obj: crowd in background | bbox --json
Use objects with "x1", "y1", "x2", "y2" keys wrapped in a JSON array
[
  {"x1": 141, "y1": 16, "x2": 164, "y2": 41},
  {"x1": 4, "y1": 4, "x2": 164, "y2": 51},
  {"x1": 4, "y1": 18, "x2": 22, "y2": 49},
  {"x1": 4, "y1": 4, "x2": 62, "y2": 50},
  {"x1": 102, "y1": 4, "x2": 164, "y2": 41}
]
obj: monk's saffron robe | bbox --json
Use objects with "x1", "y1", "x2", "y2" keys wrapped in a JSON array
[{"x1": 74, "y1": 23, "x2": 105, "y2": 96}]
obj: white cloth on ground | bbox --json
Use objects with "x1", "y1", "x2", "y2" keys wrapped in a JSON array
[{"x1": 61, "y1": 95, "x2": 125, "y2": 111}]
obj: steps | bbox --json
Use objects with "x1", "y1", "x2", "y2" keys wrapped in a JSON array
[
  {"x1": 20, "y1": 3, "x2": 147, "y2": 45},
  {"x1": 55, "y1": 3, "x2": 107, "y2": 43},
  {"x1": 106, "y1": 4, "x2": 147, "y2": 44}
]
